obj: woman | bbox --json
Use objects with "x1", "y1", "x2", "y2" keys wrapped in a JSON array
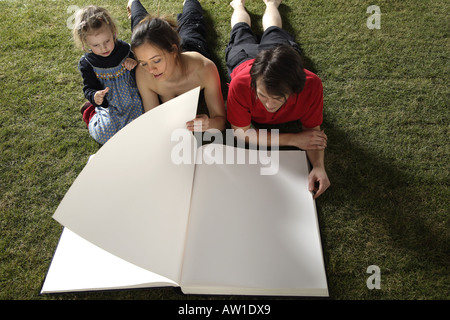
[{"x1": 128, "y1": 0, "x2": 226, "y2": 132}]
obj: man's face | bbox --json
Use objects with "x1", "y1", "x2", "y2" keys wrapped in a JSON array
[{"x1": 255, "y1": 78, "x2": 288, "y2": 113}]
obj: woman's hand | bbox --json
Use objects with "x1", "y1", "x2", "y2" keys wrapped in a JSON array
[{"x1": 186, "y1": 114, "x2": 210, "y2": 132}]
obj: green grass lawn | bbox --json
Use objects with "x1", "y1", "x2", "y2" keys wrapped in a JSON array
[{"x1": 0, "y1": 0, "x2": 448, "y2": 300}]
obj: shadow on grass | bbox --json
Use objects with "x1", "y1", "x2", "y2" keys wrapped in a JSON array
[
  {"x1": 320, "y1": 118, "x2": 449, "y2": 272},
  {"x1": 278, "y1": 3, "x2": 318, "y2": 74}
]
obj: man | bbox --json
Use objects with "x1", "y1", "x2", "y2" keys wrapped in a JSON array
[{"x1": 226, "y1": 0, "x2": 330, "y2": 198}]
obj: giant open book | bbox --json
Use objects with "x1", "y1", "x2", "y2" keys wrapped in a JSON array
[{"x1": 41, "y1": 87, "x2": 328, "y2": 296}]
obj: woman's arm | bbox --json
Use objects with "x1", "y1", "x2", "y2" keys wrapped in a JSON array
[
  {"x1": 135, "y1": 66, "x2": 160, "y2": 112},
  {"x1": 186, "y1": 59, "x2": 226, "y2": 131}
]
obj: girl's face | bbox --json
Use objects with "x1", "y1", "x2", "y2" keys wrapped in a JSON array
[
  {"x1": 134, "y1": 42, "x2": 178, "y2": 81},
  {"x1": 85, "y1": 24, "x2": 115, "y2": 57}
]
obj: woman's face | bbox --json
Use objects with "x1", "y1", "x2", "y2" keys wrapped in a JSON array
[{"x1": 134, "y1": 42, "x2": 178, "y2": 81}]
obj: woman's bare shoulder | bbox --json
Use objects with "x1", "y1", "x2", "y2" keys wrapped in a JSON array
[
  {"x1": 136, "y1": 65, "x2": 157, "y2": 88},
  {"x1": 183, "y1": 51, "x2": 215, "y2": 67}
]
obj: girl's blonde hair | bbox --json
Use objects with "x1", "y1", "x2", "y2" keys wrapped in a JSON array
[{"x1": 73, "y1": 6, "x2": 118, "y2": 51}]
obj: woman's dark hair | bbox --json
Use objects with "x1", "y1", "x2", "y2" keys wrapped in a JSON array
[
  {"x1": 131, "y1": 16, "x2": 181, "y2": 57},
  {"x1": 250, "y1": 45, "x2": 306, "y2": 97}
]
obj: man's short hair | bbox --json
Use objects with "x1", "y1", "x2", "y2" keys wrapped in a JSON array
[{"x1": 250, "y1": 45, "x2": 306, "y2": 98}]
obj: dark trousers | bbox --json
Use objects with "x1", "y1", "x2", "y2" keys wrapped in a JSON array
[{"x1": 130, "y1": 0, "x2": 211, "y2": 59}]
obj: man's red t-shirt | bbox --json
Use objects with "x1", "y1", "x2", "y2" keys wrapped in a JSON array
[{"x1": 227, "y1": 59, "x2": 323, "y2": 129}]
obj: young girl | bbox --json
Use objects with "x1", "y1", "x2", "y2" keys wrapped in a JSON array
[
  {"x1": 74, "y1": 6, "x2": 144, "y2": 144},
  {"x1": 128, "y1": 0, "x2": 226, "y2": 132}
]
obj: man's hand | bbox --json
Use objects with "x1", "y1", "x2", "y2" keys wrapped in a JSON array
[
  {"x1": 308, "y1": 166, "x2": 330, "y2": 199},
  {"x1": 294, "y1": 129, "x2": 327, "y2": 150}
]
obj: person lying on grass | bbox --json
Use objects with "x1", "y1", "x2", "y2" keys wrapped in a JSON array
[
  {"x1": 128, "y1": 0, "x2": 226, "y2": 132},
  {"x1": 226, "y1": 0, "x2": 330, "y2": 198}
]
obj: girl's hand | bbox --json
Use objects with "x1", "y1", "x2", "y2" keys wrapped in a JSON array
[
  {"x1": 94, "y1": 87, "x2": 109, "y2": 105},
  {"x1": 123, "y1": 58, "x2": 138, "y2": 71}
]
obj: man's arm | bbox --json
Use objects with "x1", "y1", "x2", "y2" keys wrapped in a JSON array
[
  {"x1": 303, "y1": 125, "x2": 330, "y2": 199},
  {"x1": 231, "y1": 124, "x2": 330, "y2": 198},
  {"x1": 305, "y1": 149, "x2": 330, "y2": 199},
  {"x1": 231, "y1": 124, "x2": 327, "y2": 150}
]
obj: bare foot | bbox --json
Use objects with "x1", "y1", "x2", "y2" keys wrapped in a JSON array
[
  {"x1": 230, "y1": 0, "x2": 246, "y2": 9},
  {"x1": 263, "y1": 0, "x2": 283, "y2": 8},
  {"x1": 127, "y1": 0, "x2": 135, "y2": 19}
]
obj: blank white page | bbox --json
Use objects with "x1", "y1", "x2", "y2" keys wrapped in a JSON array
[
  {"x1": 180, "y1": 145, "x2": 328, "y2": 296},
  {"x1": 41, "y1": 228, "x2": 178, "y2": 293},
  {"x1": 52, "y1": 88, "x2": 199, "y2": 283}
]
